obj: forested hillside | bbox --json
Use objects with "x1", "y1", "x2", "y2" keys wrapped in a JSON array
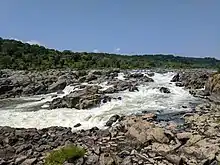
[{"x1": 0, "y1": 37, "x2": 219, "y2": 70}]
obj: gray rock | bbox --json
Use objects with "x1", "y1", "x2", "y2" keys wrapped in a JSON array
[
  {"x1": 15, "y1": 156, "x2": 27, "y2": 164},
  {"x1": 159, "y1": 87, "x2": 171, "y2": 93},
  {"x1": 16, "y1": 144, "x2": 32, "y2": 154},
  {"x1": 48, "y1": 79, "x2": 66, "y2": 93},
  {"x1": 129, "y1": 86, "x2": 139, "y2": 92},
  {"x1": 0, "y1": 146, "x2": 15, "y2": 159},
  {"x1": 102, "y1": 87, "x2": 116, "y2": 94},
  {"x1": 176, "y1": 132, "x2": 192, "y2": 140},
  {"x1": 129, "y1": 73, "x2": 144, "y2": 78},
  {"x1": 86, "y1": 73, "x2": 97, "y2": 82},
  {"x1": 21, "y1": 158, "x2": 37, "y2": 165},
  {"x1": 121, "y1": 156, "x2": 132, "y2": 165},
  {"x1": 86, "y1": 154, "x2": 99, "y2": 164},
  {"x1": 106, "y1": 115, "x2": 120, "y2": 127},
  {"x1": 171, "y1": 73, "x2": 180, "y2": 82},
  {"x1": 74, "y1": 123, "x2": 82, "y2": 128},
  {"x1": 175, "y1": 82, "x2": 184, "y2": 87}
]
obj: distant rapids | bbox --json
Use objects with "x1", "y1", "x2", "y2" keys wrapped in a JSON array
[{"x1": 0, "y1": 71, "x2": 201, "y2": 130}]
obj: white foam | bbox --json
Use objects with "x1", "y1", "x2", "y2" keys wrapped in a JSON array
[
  {"x1": 117, "y1": 72, "x2": 125, "y2": 80},
  {"x1": 0, "y1": 72, "x2": 199, "y2": 130}
]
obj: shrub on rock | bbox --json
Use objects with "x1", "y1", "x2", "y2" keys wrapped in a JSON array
[{"x1": 44, "y1": 145, "x2": 86, "y2": 165}]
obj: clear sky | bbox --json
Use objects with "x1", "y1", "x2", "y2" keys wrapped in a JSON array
[{"x1": 0, "y1": 0, "x2": 219, "y2": 58}]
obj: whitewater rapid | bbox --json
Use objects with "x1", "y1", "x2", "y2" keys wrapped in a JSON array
[{"x1": 0, "y1": 72, "x2": 200, "y2": 130}]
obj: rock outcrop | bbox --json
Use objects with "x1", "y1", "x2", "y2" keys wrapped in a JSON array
[
  {"x1": 49, "y1": 85, "x2": 107, "y2": 109},
  {"x1": 205, "y1": 73, "x2": 220, "y2": 95},
  {"x1": 171, "y1": 70, "x2": 211, "y2": 89}
]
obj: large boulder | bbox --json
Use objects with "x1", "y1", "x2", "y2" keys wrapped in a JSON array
[
  {"x1": 172, "y1": 71, "x2": 211, "y2": 89},
  {"x1": 0, "y1": 79, "x2": 13, "y2": 95},
  {"x1": 106, "y1": 115, "x2": 120, "y2": 127},
  {"x1": 126, "y1": 117, "x2": 169, "y2": 144},
  {"x1": 128, "y1": 73, "x2": 144, "y2": 78},
  {"x1": 205, "y1": 73, "x2": 220, "y2": 103},
  {"x1": 107, "y1": 80, "x2": 130, "y2": 92},
  {"x1": 105, "y1": 69, "x2": 120, "y2": 78},
  {"x1": 140, "y1": 75, "x2": 154, "y2": 82},
  {"x1": 86, "y1": 73, "x2": 97, "y2": 82},
  {"x1": 171, "y1": 73, "x2": 180, "y2": 82},
  {"x1": 48, "y1": 79, "x2": 67, "y2": 93},
  {"x1": 205, "y1": 73, "x2": 220, "y2": 95},
  {"x1": 22, "y1": 83, "x2": 47, "y2": 95},
  {"x1": 49, "y1": 85, "x2": 108, "y2": 109}
]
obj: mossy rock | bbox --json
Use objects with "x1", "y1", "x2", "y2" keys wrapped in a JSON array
[{"x1": 44, "y1": 145, "x2": 86, "y2": 165}]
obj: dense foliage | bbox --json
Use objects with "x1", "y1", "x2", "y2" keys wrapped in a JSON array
[{"x1": 0, "y1": 37, "x2": 219, "y2": 70}]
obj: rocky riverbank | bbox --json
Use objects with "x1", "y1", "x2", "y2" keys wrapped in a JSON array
[
  {"x1": 0, "y1": 69, "x2": 219, "y2": 165},
  {"x1": 0, "y1": 102, "x2": 220, "y2": 165}
]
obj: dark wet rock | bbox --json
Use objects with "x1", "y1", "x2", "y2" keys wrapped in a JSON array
[
  {"x1": 171, "y1": 73, "x2": 180, "y2": 82},
  {"x1": 106, "y1": 115, "x2": 120, "y2": 127},
  {"x1": 175, "y1": 82, "x2": 184, "y2": 87},
  {"x1": 159, "y1": 87, "x2": 171, "y2": 93},
  {"x1": 0, "y1": 70, "x2": 82, "y2": 98},
  {"x1": 102, "y1": 96, "x2": 112, "y2": 103},
  {"x1": 147, "y1": 72, "x2": 155, "y2": 77},
  {"x1": 78, "y1": 76, "x2": 86, "y2": 83},
  {"x1": 189, "y1": 89, "x2": 210, "y2": 98},
  {"x1": 105, "y1": 69, "x2": 120, "y2": 78},
  {"x1": 74, "y1": 123, "x2": 82, "y2": 128},
  {"x1": 140, "y1": 75, "x2": 154, "y2": 83},
  {"x1": 107, "y1": 79, "x2": 131, "y2": 92},
  {"x1": 129, "y1": 85, "x2": 139, "y2": 92},
  {"x1": 128, "y1": 73, "x2": 144, "y2": 78},
  {"x1": 90, "y1": 70, "x2": 103, "y2": 75},
  {"x1": 118, "y1": 97, "x2": 122, "y2": 100}
]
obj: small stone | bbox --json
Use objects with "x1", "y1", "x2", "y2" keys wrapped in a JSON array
[
  {"x1": 142, "y1": 113, "x2": 156, "y2": 120},
  {"x1": 176, "y1": 132, "x2": 192, "y2": 140},
  {"x1": 166, "y1": 122, "x2": 177, "y2": 130},
  {"x1": 74, "y1": 123, "x2": 81, "y2": 128},
  {"x1": 118, "y1": 150, "x2": 130, "y2": 158},
  {"x1": 159, "y1": 87, "x2": 171, "y2": 93},
  {"x1": 130, "y1": 150, "x2": 137, "y2": 155},
  {"x1": 132, "y1": 157, "x2": 139, "y2": 162},
  {"x1": 216, "y1": 154, "x2": 220, "y2": 162},
  {"x1": 185, "y1": 135, "x2": 202, "y2": 146},
  {"x1": 152, "y1": 143, "x2": 172, "y2": 153},
  {"x1": 21, "y1": 158, "x2": 37, "y2": 165},
  {"x1": 148, "y1": 152, "x2": 156, "y2": 158},
  {"x1": 138, "y1": 160, "x2": 143, "y2": 164},
  {"x1": 121, "y1": 156, "x2": 132, "y2": 165},
  {"x1": 15, "y1": 156, "x2": 27, "y2": 164}
]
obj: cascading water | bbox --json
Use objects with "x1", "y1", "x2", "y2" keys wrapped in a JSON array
[{"x1": 0, "y1": 72, "x2": 200, "y2": 130}]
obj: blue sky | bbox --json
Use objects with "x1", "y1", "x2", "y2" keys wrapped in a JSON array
[{"x1": 0, "y1": 0, "x2": 219, "y2": 58}]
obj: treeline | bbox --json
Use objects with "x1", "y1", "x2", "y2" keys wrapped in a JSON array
[{"x1": 0, "y1": 37, "x2": 219, "y2": 70}]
